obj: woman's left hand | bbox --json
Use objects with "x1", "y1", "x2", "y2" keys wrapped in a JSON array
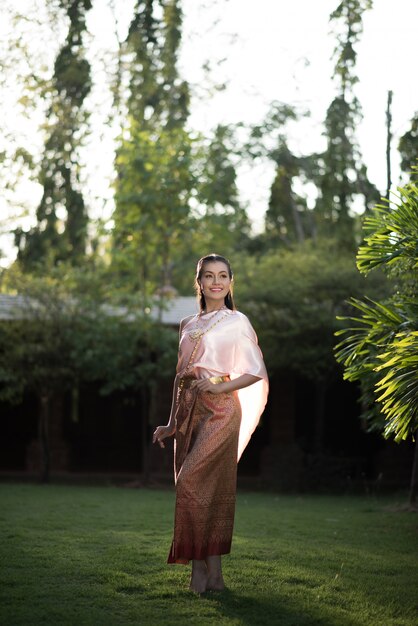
[{"x1": 192, "y1": 379, "x2": 227, "y2": 394}]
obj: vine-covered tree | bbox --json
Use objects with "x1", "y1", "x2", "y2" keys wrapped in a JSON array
[
  {"x1": 112, "y1": 0, "x2": 193, "y2": 297},
  {"x1": 111, "y1": 1, "x2": 248, "y2": 297},
  {"x1": 15, "y1": 0, "x2": 92, "y2": 270}
]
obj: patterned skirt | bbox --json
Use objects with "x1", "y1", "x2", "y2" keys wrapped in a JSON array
[{"x1": 167, "y1": 377, "x2": 241, "y2": 564}]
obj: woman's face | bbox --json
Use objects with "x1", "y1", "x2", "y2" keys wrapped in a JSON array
[{"x1": 199, "y1": 261, "x2": 232, "y2": 305}]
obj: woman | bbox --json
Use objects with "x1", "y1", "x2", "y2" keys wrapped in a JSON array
[{"x1": 153, "y1": 254, "x2": 268, "y2": 593}]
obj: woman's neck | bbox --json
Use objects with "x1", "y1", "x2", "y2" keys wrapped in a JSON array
[{"x1": 203, "y1": 302, "x2": 226, "y2": 314}]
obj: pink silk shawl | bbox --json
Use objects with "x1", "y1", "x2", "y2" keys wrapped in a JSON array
[{"x1": 176, "y1": 309, "x2": 269, "y2": 460}]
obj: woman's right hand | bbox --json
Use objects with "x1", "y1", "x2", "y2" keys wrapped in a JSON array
[{"x1": 152, "y1": 424, "x2": 175, "y2": 449}]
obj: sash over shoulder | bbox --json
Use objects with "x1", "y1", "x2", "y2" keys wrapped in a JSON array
[{"x1": 178, "y1": 310, "x2": 269, "y2": 460}]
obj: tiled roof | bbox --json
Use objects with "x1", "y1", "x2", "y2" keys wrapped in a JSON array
[
  {"x1": 0, "y1": 294, "x2": 32, "y2": 320},
  {"x1": 0, "y1": 293, "x2": 198, "y2": 326},
  {"x1": 153, "y1": 296, "x2": 198, "y2": 325}
]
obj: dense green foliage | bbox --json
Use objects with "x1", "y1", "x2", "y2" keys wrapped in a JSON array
[
  {"x1": 1, "y1": 484, "x2": 417, "y2": 626},
  {"x1": 0, "y1": 269, "x2": 174, "y2": 400},
  {"x1": 237, "y1": 243, "x2": 387, "y2": 380},
  {"x1": 0, "y1": 267, "x2": 178, "y2": 480}
]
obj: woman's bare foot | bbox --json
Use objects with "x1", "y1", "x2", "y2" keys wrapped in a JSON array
[
  {"x1": 189, "y1": 560, "x2": 208, "y2": 594},
  {"x1": 205, "y1": 555, "x2": 225, "y2": 591},
  {"x1": 206, "y1": 575, "x2": 225, "y2": 591}
]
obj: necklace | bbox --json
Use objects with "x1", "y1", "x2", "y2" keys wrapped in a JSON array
[{"x1": 188, "y1": 307, "x2": 228, "y2": 342}]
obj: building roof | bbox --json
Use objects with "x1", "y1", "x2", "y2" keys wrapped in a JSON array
[
  {"x1": 0, "y1": 293, "x2": 198, "y2": 325},
  {"x1": 152, "y1": 296, "x2": 198, "y2": 325},
  {"x1": 0, "y1": 294, "x2": 32, "y2": 320}
]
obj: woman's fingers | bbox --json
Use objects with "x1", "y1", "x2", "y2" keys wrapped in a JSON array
[
  {"x1": 195, "y1": 379, "x2": 214, "y2": 392},
  {"x1": 154, "y1": 435, "x2": 165, "y2": 448},
  {"x1": 153, "y1": 426, "x2": 174, "y2": 447},
  {"x1": 153, "y1": 427, "x2": 164, "y2": 445}
]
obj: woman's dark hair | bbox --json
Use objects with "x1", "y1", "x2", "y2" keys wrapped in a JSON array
[{"x1": 195, "y1": 253, "x2": 235, "y2": 312}]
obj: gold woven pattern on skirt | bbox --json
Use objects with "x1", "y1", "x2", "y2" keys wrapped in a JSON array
[{"x1": 168, "y1": 377, "x2": 241, "y2": 564}]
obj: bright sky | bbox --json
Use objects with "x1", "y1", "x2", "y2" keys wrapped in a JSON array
[{"x1": 1, "y1": 0, "x2": 417, "y2": 267}]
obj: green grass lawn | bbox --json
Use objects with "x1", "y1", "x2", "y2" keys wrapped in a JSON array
[{"x1": 0, "y1": 484, "x2": 417, "y2": 626}]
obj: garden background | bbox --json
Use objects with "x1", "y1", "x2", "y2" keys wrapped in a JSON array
[{"x1": 1, "y1": 1, "x2": 417, "y2": 623}]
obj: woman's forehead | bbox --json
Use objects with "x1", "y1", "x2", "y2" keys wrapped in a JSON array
[{"x1": 201, "y1": 261, "x2": 229, "y2": 273}]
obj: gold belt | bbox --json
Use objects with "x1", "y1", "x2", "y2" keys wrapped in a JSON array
[
  {"x1": 209, "y1": 375, "x2": 230, "y2": 385},
  {"x1": 181, "y1": 375, "x2": 230, "y2": 389}
]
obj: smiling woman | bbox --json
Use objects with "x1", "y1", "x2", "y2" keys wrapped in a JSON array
[{"x1": 152, "y1": 253, "x2": 269, "y2": 593}]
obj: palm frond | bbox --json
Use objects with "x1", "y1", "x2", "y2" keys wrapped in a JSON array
[{"x1": 357, "y1": 182, "x2": 418, "y2": 275}]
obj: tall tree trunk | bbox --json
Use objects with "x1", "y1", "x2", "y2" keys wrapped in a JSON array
[
  {"x1": 409, "y1": 433, "x2": 418, "y2": 507},
  {"x1": 291, "y1": 197, "x2": 305, "y2": 244},
  {"x1": 386, "y1": 90, "x2": 393, "y2": 201},
  {"x1": 39, "y1": 391, "x2": 50, "y2": 483}
]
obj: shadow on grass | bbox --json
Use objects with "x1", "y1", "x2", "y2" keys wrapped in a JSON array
[{"x1": 198, "y1": 587, "x2": 352, "y2": 626}]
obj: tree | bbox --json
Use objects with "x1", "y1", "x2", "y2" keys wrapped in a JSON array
[
  {"x1": 264, "y1": 142, "x2": 310, "y2": 245},
  {"x1": 188, "y1": 125, "x2": 250, "y2": 253},
  {"x1": 0, "y1": 266, "x2": 178, "y2": 482},
  {"x1": 241, "y1": 101, "x2": 313, "y2": 250},
  {"x1": 335, "y1": 174, "x2": 418, "y2": 505},
  {"x1": 313, "y1": 0, "x2": 379, "y2": 247},
  {"x1": 111, "y1": 0, "x2": 194, "y2": 297},
  {"x1": 0, "y1": 1, "x2": 63, "y2": 268},
  {"x1": 15, "y1": 0, "x2": 92, "y2": 269},
  {"x1": 113, "y1": 125, "x2": 194, "y2": 297},
  {"x1": 111, "y1": 2, "x2": 250, "y2": 298},
  {"x1": 0, "y1": 273, "x2": 82, "y2": 482},
  {"x1": 385, "y1": 90, "x2": 393, "y2": 200},
  {"x1": 67, "y1": 284, "x2": 178, "y2": 483},
  {"x1": 398, "y1": 114, "x2": 418, "y2": 180}
]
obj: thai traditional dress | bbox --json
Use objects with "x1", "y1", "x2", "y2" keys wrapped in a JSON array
[{"x1": 167, "y1": 308, "x2": 268, "y2": 564}]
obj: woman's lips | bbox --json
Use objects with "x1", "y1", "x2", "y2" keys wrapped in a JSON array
[{"x1": 210, "y1": 288, "x2": 223, "y2": 292}]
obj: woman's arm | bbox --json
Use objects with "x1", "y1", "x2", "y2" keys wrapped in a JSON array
[{"x1": 192, "y1": 373, "x2": 260, "y2": 395}]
